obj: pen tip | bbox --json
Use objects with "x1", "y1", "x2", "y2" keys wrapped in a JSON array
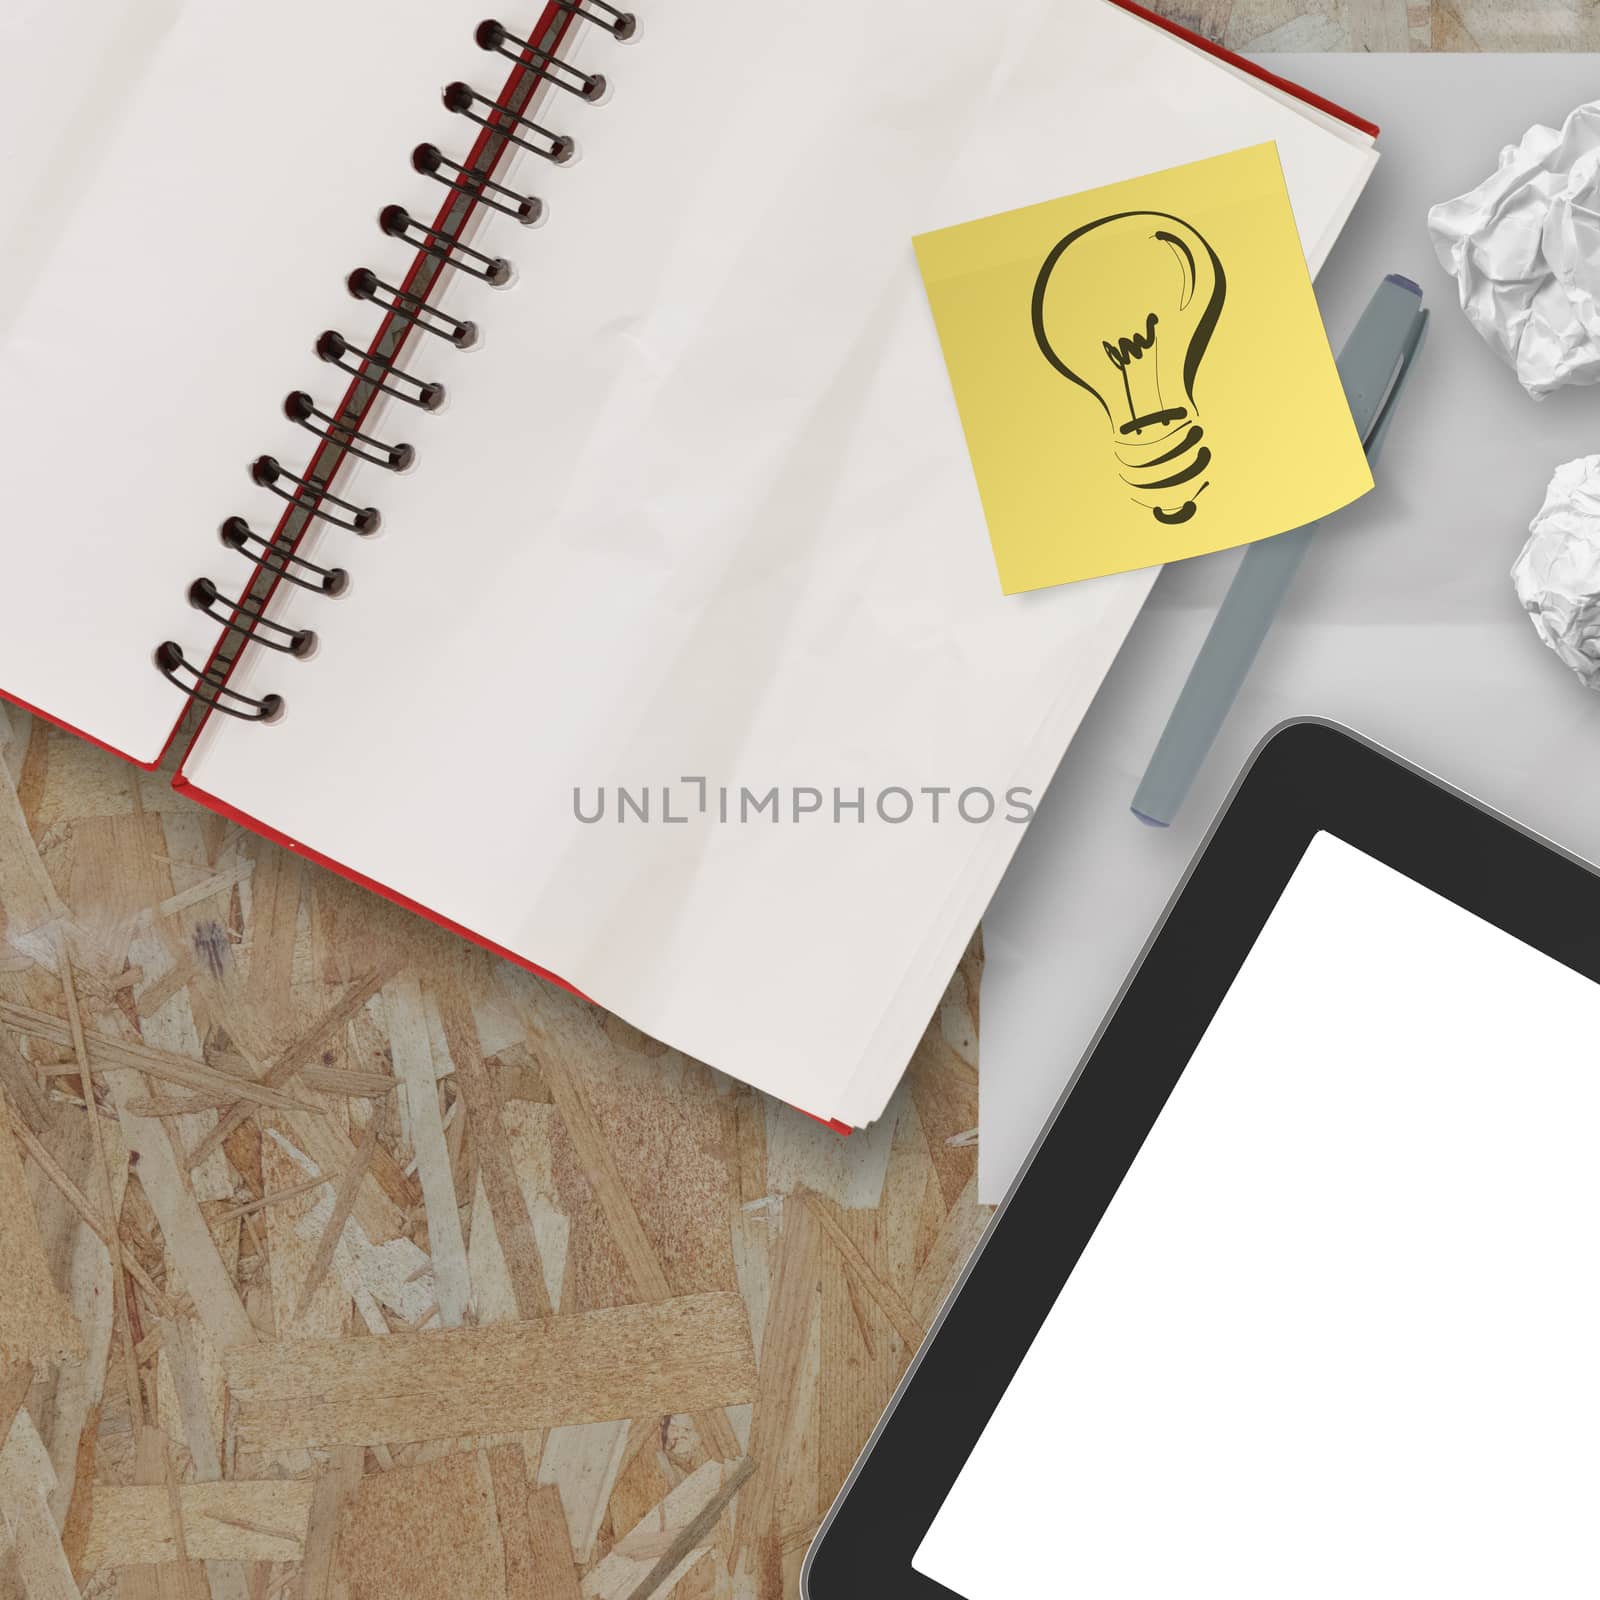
[
  {"x1": 1130, "y1": 807, "x2": 1170, "y2": 828},
  {"x1": 1384, "y1": 273, "x2": 1423, "y2": 297}
]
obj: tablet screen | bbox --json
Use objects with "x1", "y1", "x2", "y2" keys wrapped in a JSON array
[{"x1": 914, "y1": 830, "x2": 1600, "y2": 1596}]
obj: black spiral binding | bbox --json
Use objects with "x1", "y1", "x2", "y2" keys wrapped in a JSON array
[
  {"x1": 155, "y1": 2, "x2": 635, "y2": 726},
  {"x1": 412, "y1": 145, "x2": 542, "y2": 228}
]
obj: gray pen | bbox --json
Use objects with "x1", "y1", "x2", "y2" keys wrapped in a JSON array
[{"x1": 1131, "y1": 274, "x2": 1429, "y2": 828}]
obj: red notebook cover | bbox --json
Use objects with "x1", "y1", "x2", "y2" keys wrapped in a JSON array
[
  {"x1": 6, "y1": 4, "x2": 1375, "y2": 1131},
  {"x1": 1114, "y1": 0, "x2": 1378, "y2": 138}
]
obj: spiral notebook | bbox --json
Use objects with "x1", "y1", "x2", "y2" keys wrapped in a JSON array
[{"x1": 0, "y1": 0, "x2": 1376, "y2": 1127}]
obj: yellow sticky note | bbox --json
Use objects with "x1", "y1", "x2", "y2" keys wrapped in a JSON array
[{"x1": 913, "y1": 143, "x2": 1373, "y2": 593}]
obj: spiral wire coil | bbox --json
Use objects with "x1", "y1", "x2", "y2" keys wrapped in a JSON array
[{"x1": 156, "y1": 0, "x2": 635, "y2": 723}]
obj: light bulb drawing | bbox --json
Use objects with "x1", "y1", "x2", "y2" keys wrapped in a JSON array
[{"x1": 1031, "y1": 210, "x2": 1226, "y2": 527}]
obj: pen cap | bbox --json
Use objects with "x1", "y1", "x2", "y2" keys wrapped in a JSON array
[{"x1": 1337, "y1": 274, "x2": 1425, "y2": 440}]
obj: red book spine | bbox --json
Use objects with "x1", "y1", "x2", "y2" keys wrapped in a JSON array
[{"x1": 1104, "y1": 0, "x2": 1380, "y2": 138}]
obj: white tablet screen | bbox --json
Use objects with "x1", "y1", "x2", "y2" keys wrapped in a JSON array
[{"x1": 915, "y1": 830, "x2": 1600, "y2": 1597}]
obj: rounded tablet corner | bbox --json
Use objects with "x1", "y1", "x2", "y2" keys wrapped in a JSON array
[
  {"x1": 801, "y1": 1466, "x2": 911, "y2": 1600},
  {"x1": 1252, "y1": 715, "x2": 1358, "y2": 763},
  {"x1": 1228, "y1": 717, "x2": 1371, "y2": 800},
  {"x1": 797, "y1": 1521, "x2": 840, "y2": 1600}
]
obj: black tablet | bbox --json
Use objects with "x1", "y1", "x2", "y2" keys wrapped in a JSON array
[{"x1": 804, "y1": 719, "x2": 1600, "y2": 1598}]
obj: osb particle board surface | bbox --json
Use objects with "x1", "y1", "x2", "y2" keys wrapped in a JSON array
[
  {"x1": 0, "y1": 707, "x2": 985, "y2": 1600},
  {"x1": 1162, "y1": 0, "x2": 1597, "y2": 49}
]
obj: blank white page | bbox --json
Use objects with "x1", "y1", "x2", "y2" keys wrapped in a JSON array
[
  {"x1": 0, "y1": 0, "x2": 500, "y2": 762},
  {"x1": 0, "y1": 0, "x2": 184, "y2": 331},
  {"x1": 916, "y1": 832, "x2": 1600, "y2": 1597},
  {"x1": 183, "y1": 0, "x2": 1377, "y2": 1122}
]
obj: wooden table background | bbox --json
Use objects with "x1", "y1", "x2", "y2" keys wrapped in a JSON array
[
  {"x1": 0, "y1": 18, "x2": 1586, "y2": 1600},
  {"x1": 0, "y1": 698, "x2": 982, "y2": 1600}
]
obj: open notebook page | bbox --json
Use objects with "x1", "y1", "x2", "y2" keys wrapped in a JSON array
[
  {"x1": 182, "y1": 0, "x2": 1376, "y2": 1124},
  {"x1": 0, "y1": 0, "x2": 515, "y2": 764},
  {"x1": 0, "y1": 0, "x2": 183, "y2": 332}
]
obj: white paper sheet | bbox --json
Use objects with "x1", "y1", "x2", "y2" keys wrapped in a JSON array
[
  {"x1": 0, "y1": 0, "x2": 185, "y2": 332},
  {"x1": 180, "y1": 0, "x2": 1375, "y2": 1125},
  {"x1": 0, "y1": 0, "x2": 502, "y2": 761}
]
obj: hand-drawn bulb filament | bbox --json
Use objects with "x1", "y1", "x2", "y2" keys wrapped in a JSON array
[{"x1": 1032, "y1": 211, "x2": 1226, "y2": 526}]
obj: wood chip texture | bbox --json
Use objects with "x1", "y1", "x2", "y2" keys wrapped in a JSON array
[
  {"x1": 0, "y1": 675, "x2": 991, "y2": 1597},
  {"x1": 0, "y1": 1098, "x2": 83, "y2": 1364}
]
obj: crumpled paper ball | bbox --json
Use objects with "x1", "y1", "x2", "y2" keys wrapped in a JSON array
[
  {"x1": 1429, "y1": 101, "x2": 1600, "y2": 397},
  {"x1": 1512, "y1": 454, "x2": 1600, "y2": 686}
]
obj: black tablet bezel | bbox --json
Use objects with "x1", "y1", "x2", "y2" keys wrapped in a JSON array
[{"x1": 803, "y1": 717, "x2": 1600, "y2": 1599}]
